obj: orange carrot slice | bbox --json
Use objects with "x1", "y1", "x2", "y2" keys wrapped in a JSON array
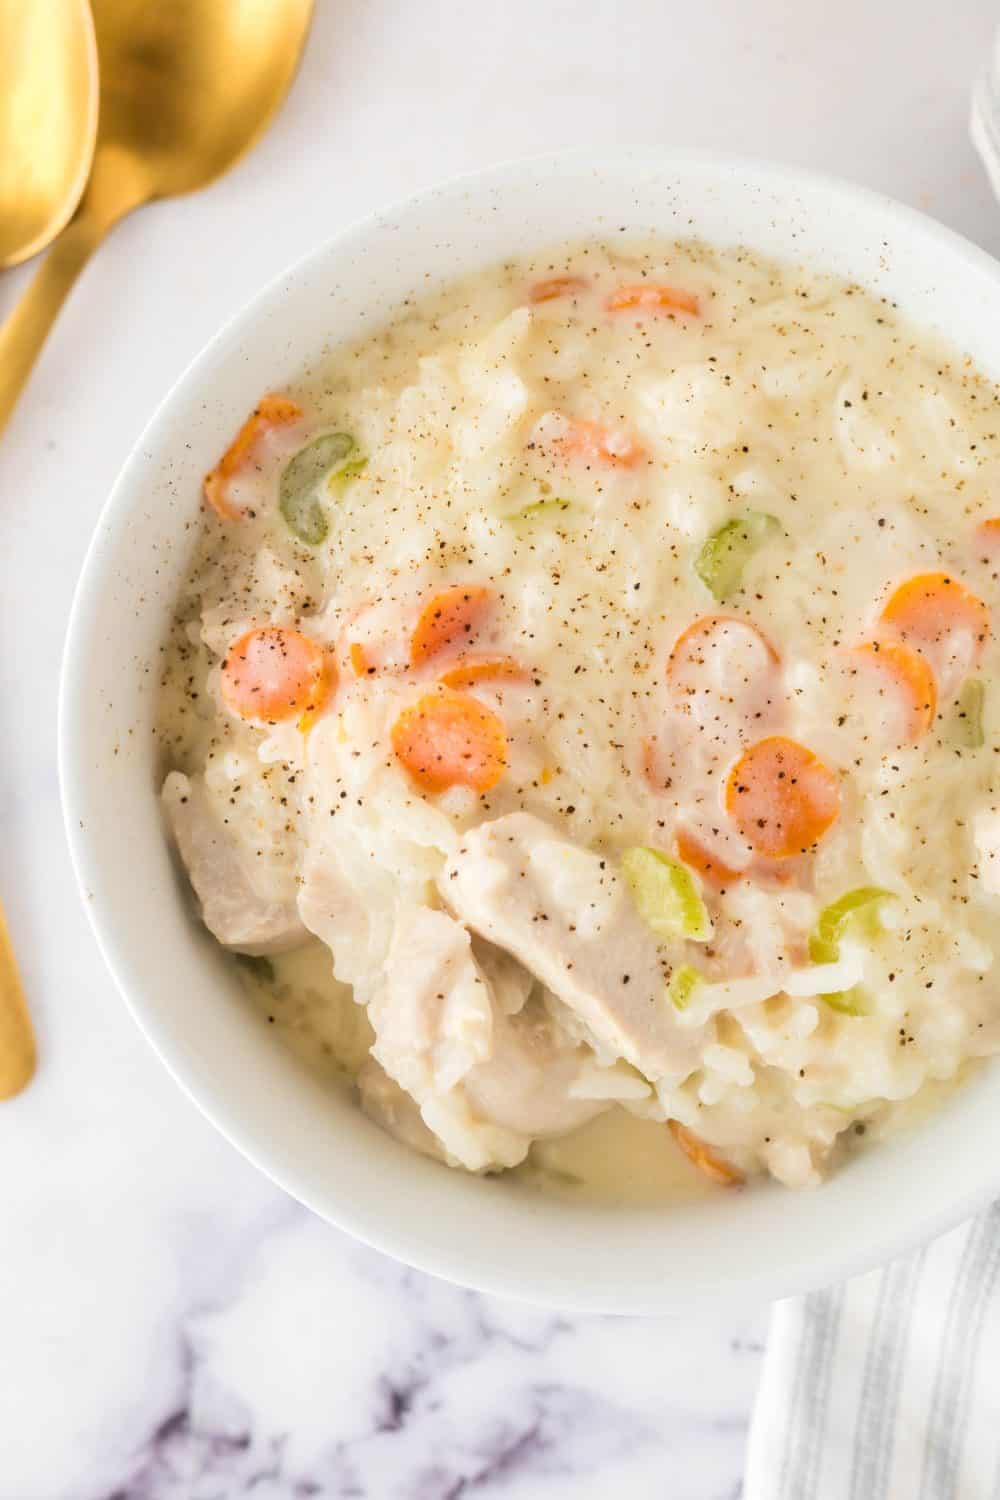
[
  {"x1": 410, "y1": 585, "x2": 494, "y2": 667},
  {"x1": 669, "y1": 1121, "x2": 743, "y2": 1186},
  {"x1": 879, "y1": 572, "x2": 989, "y2": 685},
  {"x1": 725, "y1": 736, "x2": 841, "y2": 859},
  {"x1": 529, "y1": 274, "x2": 589, "y2": 303},
  {"x1": 607, "y1": 283, "x2": 700, "y2": 317},
  {"x1": 391, "y1": 689, "x2": 507, "y2": 794},
  {"x1": 204, "y1": 394, "x2": 302, "y2": 520},
  {"x1": 438, "y1": 655, "x2": 527, "y2": 690},
  {"x1": 667, "y1": 614, "x2": 778, "y2": 681},
  {"x1": 220, "y1": 627, "x2": 331, "y2": 723},
  {"x1": 853, "y1": 640, "x2": 937, "y2": 741},
  {"x1": 675, "y1": 828, "x2": 743, "y2": 889},
  {"x1": 667, "y1": 614, "x2": 780, "y2": 734},
  {"x1": 555, "y1": 418, "x2": 645, "y2": 469}
]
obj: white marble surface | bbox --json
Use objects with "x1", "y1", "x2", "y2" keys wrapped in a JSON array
[{"x1": 2, "y1": 2, "x2": 999, "y2": 1495}]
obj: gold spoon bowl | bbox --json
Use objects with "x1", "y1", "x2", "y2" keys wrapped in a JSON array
[
  {"x1": 0, "y1": 0, "x2": 99, "y2": 268},
  {"x1": 0, "y1": 0, "x2": 315, "y2": 433}
]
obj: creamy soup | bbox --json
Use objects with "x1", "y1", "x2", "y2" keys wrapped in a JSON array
[{"x1": 158, "y1": 238, "x2": 1000, "y2": 1195}]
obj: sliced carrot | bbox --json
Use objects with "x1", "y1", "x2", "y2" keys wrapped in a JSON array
[
  {"x1": 391, "y1": 689, "x2": 507, "y2": 794},
  {"x1": 529, "y1": 274, "x2": 589, "y2": 304},
  {"x1": 555, "y1": 417, "x2": 645, "y2": 469},
  {"x1": 607, "y1": 283, "x2": 700, "y2": 317},
  {"x1": 725, "y1": 735, "x2": 841, "y2": 859},
  {"x1": 438, "y1": 655, "x2": 527, "y2": 689},
  {"x1": 666, "y1": 616, "x2": 780, "y2": 738},
  {"x1": 675, "y1": 828, "x2": 743, "y2": 889},
  {"x1": 879, "y1": 572, "x2": 989, "y2": 670},
  {"x1": 349, "y1": 642, "x2": 370, "y2": 678},
  {"x1": 667, "y1": 614, "x2": 778, "y2": 683},
  {"x1": 410, "y1": 585, "x2": 494, "y2": 667},
  {"x1": 852, "y1": 640, "x2": 937, "y2": 741},
  {"x1": 669, "y1": 1121, "x2": 743, "y2": 1186},
  {"x1": 204, "y1": 394, "x2": 302, "y2": 520},
  {"x1": 220, "y1": 627, "x2": 331, "y2": 723}
]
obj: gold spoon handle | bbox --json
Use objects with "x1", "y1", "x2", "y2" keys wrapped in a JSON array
[
  {"x1": 0, "y1": 210, "x2": 109, "y2": 1086},
  {"x1": 0, "y1": 900, "x2": 35, "y2": 1100},
  {"x1": 0, "y1": 214, "x2": 101, "y2": 435},
  {"x1": 0, "y1": 149, "x2": 150, "y2": 435}
]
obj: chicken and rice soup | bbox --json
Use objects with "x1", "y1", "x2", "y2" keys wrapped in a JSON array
[{"x1": 157, "y1": 240, "x2": 1000, "y2": 1195}]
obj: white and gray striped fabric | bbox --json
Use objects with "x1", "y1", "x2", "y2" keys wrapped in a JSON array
[{"x1": 745, "y1": 1206, "x2": 1000, "y2": 1500}]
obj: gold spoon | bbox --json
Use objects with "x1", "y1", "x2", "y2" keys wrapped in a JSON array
[
  {"x1": 0, "y1": 0, "x2": 315, "y2": 434},
  {"x1": 0, "y1": 0, "x2": 314, "y2": 1099},
  {"x1": 0, "y1": 904, "x2": 34, "y2": 1101},
  {"x1": 0, "y1": 0, "x2": 98, "y2": 1097},
  {"x1": 0, "y1": 0, "x2": 99, "y2": 268}
]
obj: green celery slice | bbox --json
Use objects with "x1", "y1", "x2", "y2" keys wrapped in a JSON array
[
  {"x1": 809, "y1": 886, "x2": 894, "y2": 964},
  {"x1": 621, "y1": 847, "x2": 713, "y2": 942},
  {"x1": 809, "y1": 886, "x2": 894, "y2": 1015},
  {"x1": 279, "y1": 431, "x2": 356, "y2": 545},
  {"x1": 328, "y1": 455, "x2": 367, "y2": 491},
  {"x1": 694, "y1": 511, "x2": 780, "y2": 600},
  {"x1": 956, "y1": 679, "x2": 985, "y2": 749},
  {"x1": 820, "y1": 986, "x2": 870, "y2": 1017},
  {"x1": 668, "y1": 963, "x2": 703, "y2": 1010}
]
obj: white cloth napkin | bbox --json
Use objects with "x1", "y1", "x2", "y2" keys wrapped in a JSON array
[{"x1": 744, "y1": 1205, "x2": 1000, "y2": 1500}]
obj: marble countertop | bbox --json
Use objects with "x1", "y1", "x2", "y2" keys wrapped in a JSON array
[{"x1": 2, "y1": 2, "x2": 999, "y2": 1494}]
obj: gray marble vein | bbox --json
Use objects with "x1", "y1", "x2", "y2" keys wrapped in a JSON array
[{"x1": 94, "y1": 1216, "x2": 764, "y2": 1500}]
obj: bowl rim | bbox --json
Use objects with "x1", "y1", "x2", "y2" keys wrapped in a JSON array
[{"x1": 58, "y1": 145, "x2": 1000, "y2": 1313}]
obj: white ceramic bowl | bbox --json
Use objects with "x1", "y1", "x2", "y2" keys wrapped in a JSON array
[{"x1": 60, "y1": 149, "x2": 1000, "y2": 1313}]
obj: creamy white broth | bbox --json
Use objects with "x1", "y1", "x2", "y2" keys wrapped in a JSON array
[
  {"x1": 159, "y1": 238, "x2": 1000, "y2": 1198},
  {"x1": 520, "y1": 1109, "x2": 724, "y2": 1204},
  {"x1": 237, "y1": 943, "x2": 373, "y2": 1081}
]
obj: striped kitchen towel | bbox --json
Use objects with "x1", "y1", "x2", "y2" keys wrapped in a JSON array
[{"x1": 744, "y1": 1205, "x2": 1000, "y2": 1500}]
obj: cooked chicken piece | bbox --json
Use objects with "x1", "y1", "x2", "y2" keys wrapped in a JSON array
[
  {"x1": 439, "y1": 813, "x2": 704, "y2": 1084},
  {"x1": 369, "y1": 905, "x2": 623, "y2": 1171},
  {"x1": 373, "y1": 905, "x2": 493, "y2": 1092},
  {"x1": 370, "y1": 905, "x2": 527, "y2": 1170},
  {"x1": 296, "y1": 821, "x2": 390, "y2": 1003},
  {"x1": 462, "y1": 993, "x2": 630, "y2": 1137},
  {"x1": 162, "y1": 771, "x2": 306, "y2": 955}
]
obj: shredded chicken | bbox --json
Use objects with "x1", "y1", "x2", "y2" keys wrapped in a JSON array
[
  {"x1": 440, "y1": 813, "x2": 703, "y2": 1084},
  {"x1": 368, "y1": 904, "x2": 642, "y2": 1170}
]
